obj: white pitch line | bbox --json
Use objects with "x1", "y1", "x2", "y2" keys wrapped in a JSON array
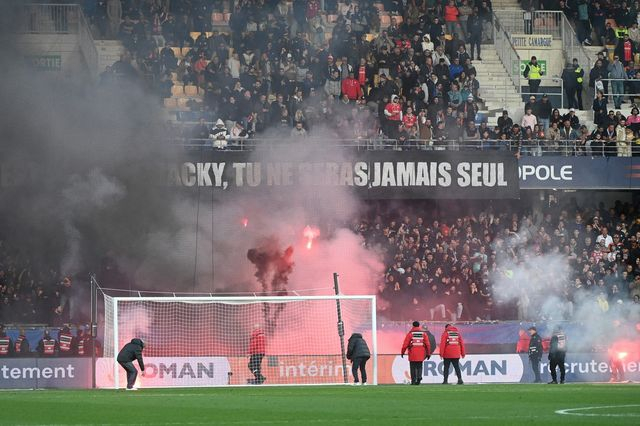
[{"x1": 555, "y1": 404, "x2": 640, "y2": 417}]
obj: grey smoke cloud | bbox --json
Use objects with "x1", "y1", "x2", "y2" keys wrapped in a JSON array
[{"x1": 0, "y1": 2, "x2": 383, "y2": 305}]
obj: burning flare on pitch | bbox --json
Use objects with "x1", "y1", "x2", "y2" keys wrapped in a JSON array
[
  {"x1": 242, "y1": 217, "x2": 249, "y2": 228},
  {"x1": 303, "y1": 226, "x2": 320, "y2": 250}
]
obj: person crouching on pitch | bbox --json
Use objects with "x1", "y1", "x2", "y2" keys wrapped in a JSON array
[
  {"x1": 401, "y1": 321, "x2": 431, "y2": 385},
  {"x1": 117, "y1": 338, "x2": 145, "y2": 390},
  {"x1": 248, "y1": 326, "x2": 266, "y2": 384},
  {"x1": 440, "y1": 324, "x2": 465, "y2": 385}
]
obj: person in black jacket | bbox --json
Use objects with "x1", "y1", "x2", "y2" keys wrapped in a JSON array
[
  {"x1": 346, "y1": 333, "x2": 371, "y2": 385},
  {"x1": 117, "y1": 338, "x2": 145, "y2": 390},
  {"x1": 548, "y1": 328, "x2": 567, "y2": 384},
  {"x1": 423, "y1": 325, "x2": 437, "y2": 357},
  {"x1": 528, "y1": 327, "x2": 543, "y2": 383}
]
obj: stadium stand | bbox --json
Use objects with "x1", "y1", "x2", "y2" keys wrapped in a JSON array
[
  {"x1": 356, "y1": 198, "x2": 640, "y2": 321},
  {"x1": 3, "y1": 1, "x2": 639, "y2": 328}
]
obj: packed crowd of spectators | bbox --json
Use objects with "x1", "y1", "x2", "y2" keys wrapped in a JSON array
[
  {"x1": 82, "y1": 0, "x2": 500, "y2": 148},
  {"x1": 355, "y1": 197, "x2": 640, "y2": 321},
  {"x1": 0, "y1": 240, "x2": 72, "y2": 325}
]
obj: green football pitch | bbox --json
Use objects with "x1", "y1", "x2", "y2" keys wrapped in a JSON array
[{"x1": 0, "y1": 384, "x2": 638, "y2": 425}]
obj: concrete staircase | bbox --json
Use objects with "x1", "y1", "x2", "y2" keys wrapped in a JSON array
[
  {"x1": 94, "y1": 39, "x2": 125, "y2": 73},
  {"x1": 490, "y1": 0, "x2": 522, "y2": 9},
  {"x1": 475, "y1": 47, "x2": 523, "y2": 125}
]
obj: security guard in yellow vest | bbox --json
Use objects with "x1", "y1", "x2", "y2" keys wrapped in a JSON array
[
  {"x1": 523, "y1": 56, "x2": 544, "y2": 95},
  {"x1": 615, "y1": 26, "x2": 629, "y2": 39},
  {"x1": 573, "y1": 58, "x2": 584, "y2": 110}
]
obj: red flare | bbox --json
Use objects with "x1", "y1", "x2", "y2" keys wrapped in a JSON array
[
  {"x1": 303, "y1": 226, "x2": 320, "y2": 250},
  {"x1": 242, "y1": 218, "x2": 249, "y2": 228},
  {"x1": 618, "y1": 352, "x2": 628, "y2": 360}
]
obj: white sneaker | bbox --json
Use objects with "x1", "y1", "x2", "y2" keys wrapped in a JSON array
[
  {"x1": 362, "y1": 382, "x2": 368, "y2": 386},
  {"x1": 126, "y1": 387, "x2": 138, "y2": 391},
  {"x1": 355, "y1": 382, "x2": 361, "y2": 386}
]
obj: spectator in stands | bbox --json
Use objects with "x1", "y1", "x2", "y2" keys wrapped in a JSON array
[
  {"x1": 521, "y1": 108, "x2": 538, "y2": 132},
  {"x1": 590, "y1": 58, "x2": 609, "y2": 97},
  {"x1": 537, "y1": 94, "x2": 552, "y2": 132},
  {"x1": 444, "y1": 1, "x2": 461, "y2": 39},
  {"x1": 211, "y1": 119, "x2": 229, "y2": 149},
  {"x1": 615, "y1": 34, "x2": 636, "y2": 67},
  {"x1": 546, "y1": 121, "x2": 562, "y2": 154},
  {"x1": 498, "y1": 110, "x2": 513, "y2": 134},
  {"x1": 593, "y1": 91, "x2": 608, "y2": 128},
  {"x1": 590, "y1": 2, "x2": 607, "y2": 46},
  {"x1": 290, "y1": 121, "x2": 308, "y2": 138},
  {"x1": 608, "y1": 56, "x2": 627, "y2": 109},
  {"x1": 560, "y1": 119, "x2": 578, "y2": 155}
]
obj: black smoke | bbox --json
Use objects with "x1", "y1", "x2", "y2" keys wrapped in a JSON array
[{"x1": 247, "y1": 238, "x2": 294, "y2": 333}]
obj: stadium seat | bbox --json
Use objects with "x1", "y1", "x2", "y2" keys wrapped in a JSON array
[
  {"x1": 380, "y1": 15, "x2": 390, "y2": 26},
  {"x1": 170, "y1": 72, "x2": 178, "y2": 81},
  {"x1": 395, "y1": 16, "x2": 403, "y2": 24},
  {"x1": 181, "y1": 47, "x2": 191, "y2": 57},
  {"x1": 205, "y1": 32, "x2": 213, "y2": 38},
  {"x1": 171, "y1": 47, "x2": 182, "y2": 58},
  {"x1": 171, "y1": 85, "x2": 184, "y2": 97},
  {"x1": 212, "y1": 12, "x2": 224, "y2": 22},
  {"x1": 164, "y1": 98, "x2": 178, "y2": 109},
  {"x1": 177, "y1": 97, "x2": 191, "y2": 109},
  {"x1": 190, "y1": 32, "x2": 201, "y2": 41},
  {"x1": 184, "y1": 85, "x2": 199, "y2": 96},
  {"x1": 223, "y1": 13, "x2": 231, "y2": 22}
]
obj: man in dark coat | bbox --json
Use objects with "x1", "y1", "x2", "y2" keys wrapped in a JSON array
[
  {"x1": 528, "y1": 326, "x2": 543, "y2": 383},
  {"x1": 347, "y1": 332, "x2": 371, "y2": 385},
  {"x1": 117, "y1": 338, "x2": 145, "y2": 390},
  {"x1": 548, "y1": 327, "x2": 567, "y2": 384}
]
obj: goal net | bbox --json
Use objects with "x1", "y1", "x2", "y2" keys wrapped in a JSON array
[{"x1": 99, "y1": 295, "x2": 377, "y2": 388}]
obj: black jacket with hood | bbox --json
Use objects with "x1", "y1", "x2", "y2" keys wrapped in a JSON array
[
  {"x1": 346, "y1": 333, "x2": 371, "y2": 360},
  {"x1": 117, "y1": 338, "x2": 145, "y2": 370}
]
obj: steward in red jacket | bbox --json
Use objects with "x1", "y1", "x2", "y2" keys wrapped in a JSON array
[
  {"x1": 248, "y1": 328, "x2": 266, "y2": 384},
  {"x1": 401, "y1": 321, "x2": 431, "y2": 385},
  {"x1": 341, "y1": 72, "x2": 363, "y2": 101},
  {"x1": 440, "y1": 324, "x2": 465, "y2": 384}
]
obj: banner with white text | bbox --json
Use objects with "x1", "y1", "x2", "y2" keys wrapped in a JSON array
[{"x1": 170, "y1": 151, "x2": 520, "y2": 199}]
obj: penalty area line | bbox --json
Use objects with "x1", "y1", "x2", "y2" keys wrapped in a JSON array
[{"x1": 555, "y1": 404, "x2": 640, "y2": 417}]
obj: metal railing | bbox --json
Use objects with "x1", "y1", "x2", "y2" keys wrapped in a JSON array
[
  {"x1": 492, "y1": 13, "x2": 522, "y2": 109},
  {"x1": 521, "y1": 77, "x2": 564, "y2": 108},
  {"x1": 169, "y1": 137, "x2": 631, "y2": 156},
  {"x1": 595, "y1": 78, "x2": 640, "y2": 107},
  {"x1": 494, "y1": 10, "x2": 563, "y2": 38},
  {"x1": 21, "y1": 3, "x2": 79, "y2": 34},
  {"x1": 77, "y1": 7, "x2": 98, "y2": 79}
]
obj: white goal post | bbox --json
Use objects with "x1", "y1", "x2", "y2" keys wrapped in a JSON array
[{"x1": 101, "y1": 295, "x2": 377, "y2": 388}]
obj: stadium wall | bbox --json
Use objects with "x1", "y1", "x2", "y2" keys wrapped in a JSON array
[
  {"x1": 15, "y1": 34, "x2": 86, "y2": 78},
  {"x1": 3, "y1": 353, "x2": 635, "y2": 389}
]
